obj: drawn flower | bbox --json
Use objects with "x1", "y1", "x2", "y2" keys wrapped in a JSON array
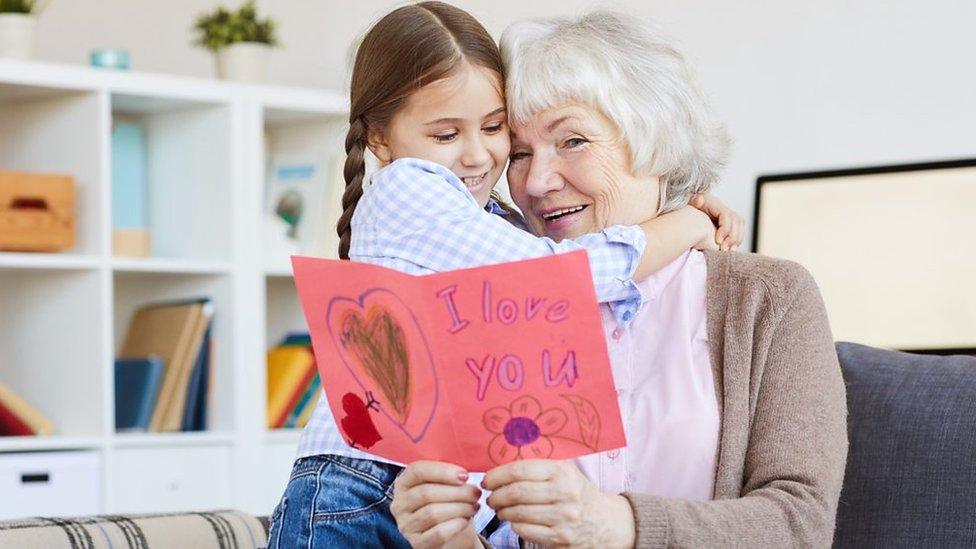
[{"x1": 483, "y1": 395, "x2": 568, "y2": 464}]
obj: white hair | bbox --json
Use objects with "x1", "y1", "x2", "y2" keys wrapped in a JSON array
[{"x1": 500, "y1": 11, "x2": 731, "y2": 212}]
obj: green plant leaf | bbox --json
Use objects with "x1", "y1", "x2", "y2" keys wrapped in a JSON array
[
  {"x1": 0, "y1": 0, "x2": 35, "y2": 14},
  {"x1": 191, "y1": 1, "x2": 280, "y2": 51}
]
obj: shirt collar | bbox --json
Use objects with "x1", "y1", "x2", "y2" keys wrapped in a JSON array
[{"x1": 484, "y1": 197, "x2": 509, "y2": 216}]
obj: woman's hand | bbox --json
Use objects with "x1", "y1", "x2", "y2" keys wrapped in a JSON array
[
  {"x1": 390, "y1": 461, "x2": 483, "y2": 549},
  {"x1": 690, "y1": 193, "x2": 745, "y2": 251},
  {"x1": 483, "y1": 459, "x2": 636, "y2": 548}
]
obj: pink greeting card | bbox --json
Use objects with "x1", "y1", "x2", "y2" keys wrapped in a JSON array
[{"x1": 291, "y1": 250, "x2": 625, "y2": 472}]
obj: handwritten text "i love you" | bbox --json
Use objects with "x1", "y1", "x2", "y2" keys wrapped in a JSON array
[{"x1": 436, "y1": 281, "x2": 579, "y2": 401}]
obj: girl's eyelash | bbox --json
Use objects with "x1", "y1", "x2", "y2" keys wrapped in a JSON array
[
  {"x1": 483, "y1": 123, "x2": 504, "y2": 133},
  {"x1": 432, "y1": 132, "x2": 458, "y2": 143}
]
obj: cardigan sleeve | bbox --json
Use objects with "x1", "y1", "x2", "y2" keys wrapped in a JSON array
[{"x1": 623, "y1": 264, "x2": 849, "y2": 548}]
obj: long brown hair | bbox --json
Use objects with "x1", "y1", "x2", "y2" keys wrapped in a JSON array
[{"x1": 337, "y1": 1, "x2": 506, "y2": 259}]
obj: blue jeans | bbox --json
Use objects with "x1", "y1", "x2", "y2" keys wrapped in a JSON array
[{"x1": 267, "y1": 454, "x2": 411, "y2": 548}]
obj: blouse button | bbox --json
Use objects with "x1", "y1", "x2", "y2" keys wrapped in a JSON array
[
  {"x1": 612, "y1": 328, "x2": 623, "y2": 340},
  {"x1": 607, "y1": 449, "x2": 620, "y2": 460}
]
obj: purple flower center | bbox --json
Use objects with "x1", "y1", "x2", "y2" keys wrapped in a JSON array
[{"x1": 503, "y1": 416, "x2": 540, "y2": 447}]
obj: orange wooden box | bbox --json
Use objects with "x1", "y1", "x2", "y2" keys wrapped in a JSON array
[{"x1": 0, "y1": 170, "x2": 76, "y2": 252}]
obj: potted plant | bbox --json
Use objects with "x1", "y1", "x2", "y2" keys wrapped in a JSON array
[
  {"x1": 0, "y1": 0, "x2": 49, "y2": 59},
  {"x1": 193, "y1": 1, "x2": 279, "y2": 82}
]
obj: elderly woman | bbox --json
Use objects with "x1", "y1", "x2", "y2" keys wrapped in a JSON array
[{"x1": 390, "y1": 11, "x2": 847, "y2": 549}]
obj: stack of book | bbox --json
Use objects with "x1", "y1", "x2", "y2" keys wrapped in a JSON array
[
  {"x1": 116, "y1": 297, "x2": 214, "y2": 432},
  {"x1": 266, "y1": 333, "x2": 320, "y2": 430},
  {"x1": 0, "y1": 380, "x2": 54, "y2": 436}
]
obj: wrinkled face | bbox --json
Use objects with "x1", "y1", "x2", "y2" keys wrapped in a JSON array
[
  {"x1": 370, "y1": 63, "x2": 509, "y2": 208},
  {"x1": 506, "y1": 104, "x2": 660, "y2": 241}
]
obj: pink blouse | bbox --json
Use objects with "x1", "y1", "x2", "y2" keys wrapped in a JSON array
[{"x1": 574, "y1": 249, "x2": 720, "y2": 500}]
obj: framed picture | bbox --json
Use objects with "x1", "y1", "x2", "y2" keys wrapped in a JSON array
[
  {"x1": 263, "y1": 126, "x2": 345, "y2": 267},
  {"x1": 753, "y1": 158, "x2": 976, "y2": 353}
]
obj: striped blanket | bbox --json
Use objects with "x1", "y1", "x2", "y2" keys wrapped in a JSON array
[{"x1": 0, "y1": 510, "x2": 267, "y2": 549}]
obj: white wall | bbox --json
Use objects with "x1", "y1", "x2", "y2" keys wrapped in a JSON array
[{"x1": 33, "y1": 0, "x2": 976, "y2": 245}]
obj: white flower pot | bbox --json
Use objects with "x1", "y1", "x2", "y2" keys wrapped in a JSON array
[
  {"x1": 215, "y1": 42, "x2": 271, "y2": 82},
  {"x1": 0, "y1": 13, "x2": 36, "y2": 60}
]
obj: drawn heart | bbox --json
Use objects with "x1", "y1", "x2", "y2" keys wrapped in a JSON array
[{"x1": 326, "y1": 288, "x2": 438, "y2": 443}]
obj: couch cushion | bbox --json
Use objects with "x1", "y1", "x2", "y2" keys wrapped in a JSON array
[
  {"x1": 834, "y1": 342, "x2": 976, "y2": 548},
  {"x1": 0, "y1": 509, "x2": 267, "y2": 549}
]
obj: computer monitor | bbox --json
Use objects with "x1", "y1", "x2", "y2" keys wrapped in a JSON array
[{"x1": 753, "y1": 159, "x2": 976, "y2": 353}]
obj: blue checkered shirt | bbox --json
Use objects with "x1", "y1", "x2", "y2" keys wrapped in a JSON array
[{"x1": 294, "y1": 157, "x2": 647, "y2": 533}]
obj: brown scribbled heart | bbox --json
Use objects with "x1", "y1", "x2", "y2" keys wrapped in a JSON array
[
  {"x1": 326, "y1": 288, "x2": 439, "y2": 443},
  {"x1": 341, "y1": 307, "x2": 411, "y2": 422}
]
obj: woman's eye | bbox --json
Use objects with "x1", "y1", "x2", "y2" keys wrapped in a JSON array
[
  {"x1": 483, "y1": 123, "x2": 504, "y2": 134},
  {"x1": 563, "y1": 137, "x2": 588, "y2": 149},
  {"x1": 510, "y1": 151, "x2": 531, "y2": 162},
  {"x1": 433, "y1": 132, "x2": 458, "y2": 143}
]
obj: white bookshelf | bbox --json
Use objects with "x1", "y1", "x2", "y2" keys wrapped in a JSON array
[{"x1": 0, "y1": 59, "x2": 347, "y2": 517}]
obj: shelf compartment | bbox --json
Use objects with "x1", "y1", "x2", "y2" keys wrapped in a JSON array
[
  {"x1": 263, "y1": 434, "x2": 302, "y2": 512},
  {"x1": 0, "y1": 84, "x2": 104, "y2": 256},
  {"x1": 265, "y1": 275, "x2": 307, "y2": 348},
  {"x1": 109, "y1": 446, "x2": 232, "y2": 514},
  {"x1": 0, "y1": 449, "x2": 102, "y2": 520},
  {"x1": 110, "y1": 93, "x2": 233, "y2": 263},
  {"x1": 0, "y1": 269, "x2": 106, "y2": 438},
  {"x1": 112, "y1": 271, "x2": 235, "y2": 433},
  {"x1": 261, "y1": 109, "x2": 345, "y2": 272}
]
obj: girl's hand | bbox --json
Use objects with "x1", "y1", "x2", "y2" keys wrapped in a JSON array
[
  {"x1": 687, "y1": 207, "x2": 720, "y2": 252},
  {"x1": 390, "y1": 461, "x2": 483, "y2": 549},
  {"x1": 483, "y1": 459, "x2": 636, "y2": 548},
  {"x1": 690, "y1": 193, "x2": 745, "y2": 251}
]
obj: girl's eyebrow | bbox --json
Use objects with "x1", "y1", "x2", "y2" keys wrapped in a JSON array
[
  {"x1": 423, "y1": 107, "x2": 506, "y2": 126},
  {"x1": 482, "y1": 107, "x2": 506, "y2": 119}
]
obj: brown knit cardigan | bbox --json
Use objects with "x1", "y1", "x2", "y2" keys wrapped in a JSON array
[{"x1": 622, "y1": 251, "x2": 849, "y2": 548}]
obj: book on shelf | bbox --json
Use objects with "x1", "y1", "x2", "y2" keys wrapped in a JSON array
[
  {"x1": 0, "y1": 379, "x2": 55, "y2": 436},
  {"x1": 114, "y1": 357, "x2": 164, "y2": 432},
  {"x1": 118, "y1": 297, "x2": 214, "y2": 433},
  {"x1": 266, "y1": 339, "x2": 316, "y2": 429},
  {"x1": 181, "y1": 323, "x2": 212, "y2": 432},
  {"x1": 162, "y1": 300, "x2": 214, "y2": 431},
  {"x1": 283, "y1": 374, "x2": 320, "y2": 429},
  {"x1": 294, "y1": 386, "x2": 318, "y2": 428}
]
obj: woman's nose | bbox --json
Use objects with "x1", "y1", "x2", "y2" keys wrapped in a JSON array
[{"x1": 523, "y1": 155, "x2": 563, "y2": 197}]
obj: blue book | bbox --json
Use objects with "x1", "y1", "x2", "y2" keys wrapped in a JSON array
[
  {"x1": 181, "y1": 322, "x2": 211, "y2": 432},
  {"x1": 280, "y1": 332, "x2": 311, "y2": 346},
  {"x1": 115, "y1": 357, "x2": 164, "y2": 432}
]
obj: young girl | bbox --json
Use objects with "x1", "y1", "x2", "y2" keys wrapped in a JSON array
[{"x1": 267, "y1": 3, "x2": 741, "y2": 547}]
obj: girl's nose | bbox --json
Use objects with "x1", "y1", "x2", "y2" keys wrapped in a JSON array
[{"x1": 461, "y1": 136, "x2": 492, "y2": 168}]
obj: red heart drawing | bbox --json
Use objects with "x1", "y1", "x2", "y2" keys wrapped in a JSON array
[{"x1": 326, "y1": 288, "x2": 438, "y2": 443}]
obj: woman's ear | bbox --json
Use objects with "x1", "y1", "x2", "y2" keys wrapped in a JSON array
[{"x1": 366, "y1": 128, "x2": 392, "y2": 164}]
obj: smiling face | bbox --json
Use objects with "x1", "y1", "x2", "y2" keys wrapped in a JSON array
[
  {"x1": 368, "y1": 63, "x2": 510, "y2": 208},
  {"x1": 506, "y1": 104, "x2": 661, "y2": 241}
]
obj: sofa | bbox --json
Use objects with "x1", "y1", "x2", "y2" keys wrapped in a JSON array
[
  {"x1": 0, "y1": 510, "x2": 268, "y2": 548},
  {"x1": 0, "y1": 342, "x2": 973, "y2": 548},
  {"x1": 832, "y1": 342, "x2": 976, "y2": 548}
]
